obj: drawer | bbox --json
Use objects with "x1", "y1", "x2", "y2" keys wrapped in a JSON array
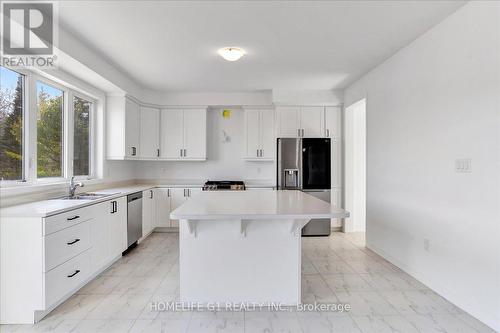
[
  {"x1": 45, "y1": 250, "x2": 90, "y2": 308},
  {"x1": 44, "y1": 205, "x2": 95, "y2": 235},
  {"x1": 44, "y1": 221, "x2": 91, "y2": 272}
]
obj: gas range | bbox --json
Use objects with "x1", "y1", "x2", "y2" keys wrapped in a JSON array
[{"x1": 202, "y1": 180, "x2": 246, "y2": 191}]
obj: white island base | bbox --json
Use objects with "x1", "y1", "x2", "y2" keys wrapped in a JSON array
[
  {"x1": 179, "y1": 218, "x2": 309, "y2": 305},
  {"x1": 172, "y1": 190, "x2": 349, "y2": 306}
]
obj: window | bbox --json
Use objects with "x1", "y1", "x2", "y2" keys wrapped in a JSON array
[
  {"x1": 73, "y1": 96, "x2": 91, "y2": 176},
  {"x1": 0, "y1": 67, "x2": 24, "y2": 181},
  {"x1": 0, "y1": 65, "x2": 97, "y2": 185},
  {"x1": 36, "y1": 81, "x2": 64, "y2": 178}
]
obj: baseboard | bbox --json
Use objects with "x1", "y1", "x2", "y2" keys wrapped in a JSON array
[{"x1": 367, "y1": 242, "x2": 498, "y2": 332}]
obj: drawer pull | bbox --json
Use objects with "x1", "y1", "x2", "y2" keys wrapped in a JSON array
[
  {"x1": 67, "y1": 238, "x2": 80, "y2": 245},
  {"x1": 67, "y1": 215, "x2": 80, "y2": 221},
  {"x1": 67, "y1": 270, "x2": 80, "y2": 278}
]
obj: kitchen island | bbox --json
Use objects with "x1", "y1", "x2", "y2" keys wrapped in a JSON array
[{"x1": 170, "y1": 190, "x2": 349, "y2": 306}]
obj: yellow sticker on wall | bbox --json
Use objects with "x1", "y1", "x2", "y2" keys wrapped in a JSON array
[{"x1": 222, "y1": 109, "x2": 231, "y2": 119}]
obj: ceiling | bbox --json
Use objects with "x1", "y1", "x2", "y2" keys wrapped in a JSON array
[{"x1": 58, "y1": 1, "x2": 465, "y2": 92}]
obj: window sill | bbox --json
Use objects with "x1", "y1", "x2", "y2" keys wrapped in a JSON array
[{"x1": 0, "y1": 177, "x2": 102, "y2": 198}]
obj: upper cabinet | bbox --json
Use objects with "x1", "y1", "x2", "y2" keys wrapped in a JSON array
[
  {"x1": 276, "y1": 106, "x2": 300, "y2": 137},
  {"x1": 276, "y1": 106, "x2": 340, "y2": 138},
  {"x1": 139, "y1": 107, "x2": 160, "y2": 159},
  {"x1": 160, "y1": 108, "x2": 207, "y2": 160},
  {"x1": 107, "y1": 97, "x2": 206, "y2": 161},
  {"x1": 107, "y1": 96, "x2": 140, "y2": 159},
  {"x1": 325, "y1": 106, "x2": 341, "y2": 138},
  {"x1": 244, "y1": 108, "x2": 275, "y2": 160},
  {"x1": 300, "y1": 106, "x2": 324, "y2": 137},
  {"x1": 277, "y1": 106, "x2": 324, "y2": 138}
]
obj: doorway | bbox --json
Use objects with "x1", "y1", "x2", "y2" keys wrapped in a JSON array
[{"x1": 344, "y1": 99, "x2": 366, "y2": 232}]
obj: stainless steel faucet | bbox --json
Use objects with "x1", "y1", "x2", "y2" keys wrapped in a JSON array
[{"x1": 69, "y1": 176, "x2": 84, "y2": 198}]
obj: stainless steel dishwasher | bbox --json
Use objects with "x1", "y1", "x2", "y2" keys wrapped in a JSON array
[{"x1": 127, "y1": 192, "x2": 143, "y2": 248}]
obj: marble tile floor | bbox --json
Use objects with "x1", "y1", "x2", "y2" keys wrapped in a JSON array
[{"x1": 1, "y1": 232, "x2": 495, "y2": 333}]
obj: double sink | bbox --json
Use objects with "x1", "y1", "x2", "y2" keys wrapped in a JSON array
[{"x1": 57, "y1": 192, "x2": 117, "y2": 200}]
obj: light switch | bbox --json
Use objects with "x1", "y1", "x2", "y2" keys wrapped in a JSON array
[{"x1": 455, "y1": 159, "x2": 472, "y2": 173}]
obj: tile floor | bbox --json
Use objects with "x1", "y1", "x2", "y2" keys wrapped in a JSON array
[{"x1": 1, "y1": 232, "x2": 495, "y2": 333}]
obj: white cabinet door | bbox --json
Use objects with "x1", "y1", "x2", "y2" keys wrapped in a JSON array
[
  {"x1": 183, "y1": 109, "x2": 207, "y2": 160},
  {"x1": 186, "y1": 187, "x2": 202, "y2": 198},
  {"x1": 331, "y1": 138, "x2": 341, "y2": 188},
  {"x1": 139, "y1": 107, "x2": 160, "y2": 159},
  {"x1": 260, "y1": 109, "x2": 275, "y2": 159},
  {"x1": 161, "y1": 109, "x2": 184, "y2": 159},
  {"x1": 109, "y1": 197, "x2": 127, "y2": 257},
  {"x1": 125, "y1": 98, "x2": 140, "y2": 158},
  {"x1": 155, "y1": 188, "x2": 171, "y2": 228},
  {"x1": 142, "y1": 189, "x2": 155, "y2": 235},
  {"x1": 277, "y1": 107, "x2": 300, "y2": 137},
  {"x1": 169, "y1": 188, "x2": 187, "y2": 228},
  {"x1": 90, "y1": 202, "x2": 111, "y2": 271},
  {"x1": 244, "y1": 110, "x2": 261, "y2": 159},
  {"x1": 300, "y1": 106, "x2": 324, "y2": 138},
  {"x1": 325, "y1": 106, "x2": 341, "y2": 138}
]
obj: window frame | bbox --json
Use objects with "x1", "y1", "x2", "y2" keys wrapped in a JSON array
[
  {"x1": 0, "y1": 66, "x2": 28, "y2": 184},
  {"x1": 0, "y1": 66, "x2": 97, "y2": 187},
  {"x1": 71, "y1": 91, "x2": 95, "y2": 180},
  {"x1": 34, "y1": 77, "x2": 67, "y2": 182}
]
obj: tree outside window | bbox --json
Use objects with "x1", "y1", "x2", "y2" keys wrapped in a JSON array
[{"x1": 0, "y1": 67, "x2": 24, "y2": 181}]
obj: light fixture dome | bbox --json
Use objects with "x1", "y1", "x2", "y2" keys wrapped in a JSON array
[{"x1": 218, "y1": 47, "x2": 245, "y2": 61}]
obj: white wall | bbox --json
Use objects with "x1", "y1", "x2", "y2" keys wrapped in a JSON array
[
  {"x1": 344, "y1": 2, "x2": 500, "y2": 330},
  {"x1": 134, "y1": 108, "x2": 275, "y2": 184},
  {"x1": 272, "y1": 89, "x2": 343, "y2": 106},
  {"x1": 344, "y1": 99, "x2": 366, "y2": 232}
]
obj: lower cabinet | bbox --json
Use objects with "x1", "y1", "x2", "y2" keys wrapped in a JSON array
[
  {"x1": 168, "y1": 187, "x2": 201, "y2": 228},
  {"x1": 89, "y1": 198, "x2": 127, "y2": 272},
  {"x1": 155, "y1": 188, "x2": 171, "y2": 228},
  {"x1": 109, "y1": 197, "x2": 127, "y2": 257},
  {"x1": 152, "y1": 187, "x2": 202, "y2": 229},
  {"x1": 142, "y1": 189, "x2": 156, "y2": 236},
  {"x1": 0, "y1": 196, "x2": 129, "y2": 324}
]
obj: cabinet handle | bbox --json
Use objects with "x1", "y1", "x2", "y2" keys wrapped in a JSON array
[
  {"x1": 67, "y1": 215, "x2": 80, "y2": 221},
  {"x1": 183, "y1": 149, "x2": 187, "y2": 157},
  {"x1": 180, "y1": 149, "x2": 182, "y2": 157},
  {"x1": 188, "y1": 189, "x2": 191, "y2": 197},
  {"x1": 297, "y1": 129, "x2": 300, "y2": 137},
  {"x1": 183, "y1": 189, "x2": 186, "y2": 197},
  {"x1": 167, "y1": 189, "x2": 170, "y2": 197},
  {"x1": 326, "y1": 129, "x2": 330, "y2": 137},
  {"x1": 157, "y1": 149, "x2": 160, "y2": 157},
  {"x1": 132, "y1": 147, "x2": 136, "y2": 156},
  {"x1": 260, "y1": 149, "x2": 263, "y2": 157},
  {"x1": 150, "y1": 190, "x2": 153, "y2": 199},
  {"x1": 67, "y1": 238, "x2": 80, "y2": 245},
  {"x1": 301, "y1": 129, "x2": 304, "y2": 137},
  {"x1": 67, "y1": 270, "x2": 80, "y2": 278}
]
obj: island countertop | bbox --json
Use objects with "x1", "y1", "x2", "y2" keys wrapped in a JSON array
[{"x1": 170, "y1": 189, "x2": 349, "y2": 220}]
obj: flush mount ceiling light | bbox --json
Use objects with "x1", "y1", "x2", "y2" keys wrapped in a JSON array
[{"x1": 218, "y1": 47, "x2": 246, "y2": 61}]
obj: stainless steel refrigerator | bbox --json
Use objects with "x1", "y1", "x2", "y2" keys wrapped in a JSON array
[{"x1": 277, "y1": 138, "x2": 332, "y2": 236}]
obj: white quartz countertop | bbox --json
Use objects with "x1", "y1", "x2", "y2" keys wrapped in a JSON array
[
  {"x1": 0, "y1": 185, "x2": 155, "y2": 218},
  {"x1": 0, "y1": 181, "x2": 278, "y2": 218},
  {"x1": 170, "y1": 190, "x2": 349, "y2": 220}
]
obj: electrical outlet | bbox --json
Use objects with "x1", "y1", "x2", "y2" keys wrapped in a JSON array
[
  {"x1": 455, "y1": 159, "x2": 472, "y2": 173},
  {"x1": 424, "y1": 238, "x2": 430, "y2": 252}
]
